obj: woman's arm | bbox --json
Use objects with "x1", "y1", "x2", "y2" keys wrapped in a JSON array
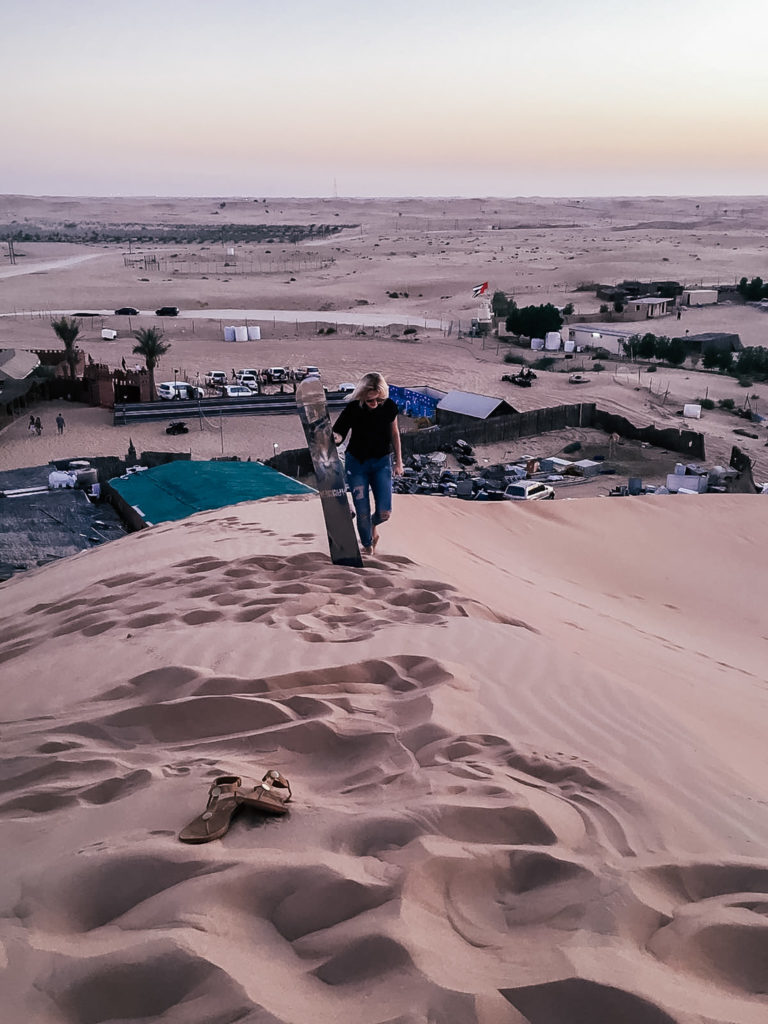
[
  {"x1": 391, "y1": 418, "x2": 403, "y2": 476},
  {"x1": 332, "y1": 405, "x2": 352, "y2": 446}
]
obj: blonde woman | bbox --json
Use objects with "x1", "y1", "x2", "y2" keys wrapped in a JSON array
[{"x1": 332, "y1": 372, "x2": 403, "y2": 555}]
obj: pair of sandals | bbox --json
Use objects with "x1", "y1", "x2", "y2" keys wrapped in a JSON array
[{"x1": 179, "y1": 771, "x2": 291, "y2": 844}]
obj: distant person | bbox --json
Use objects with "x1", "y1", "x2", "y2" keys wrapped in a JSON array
[
  {"x1": 677, "y1": 309, "x2": 682, "y2": 320},
  {"x1": 35, "y1": 416, "x2": 42, "y2": 436},
  {"x1": 332, "y1": 372, "x2": 403, "y2": 556},
  {"x1": 56, "y1": 413, "x2": 65, "y2": 435},
  {"x1": 28, "y1": 415, "x2": 36, "y2": 436}
]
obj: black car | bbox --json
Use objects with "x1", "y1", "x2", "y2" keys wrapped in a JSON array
[
  {"x1": 115, "y1": 306, "x2": 139, "y2": 316},
  {"x1": 155, "y1": 306, "x2": 180, "y2": 317}
]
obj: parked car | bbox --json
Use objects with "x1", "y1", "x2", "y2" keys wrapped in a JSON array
[
  {"x1": 298, "y1": 365, "x2": 321, "y2": 378},
  {"x1": 237, "y1": 374, "x2": 259, "y2": 389},
  {"x1": 503, "y1": 482, "x2": 555, "y2": 501},
  {"x1": 223, "y1": 385, "x2": 253, "y2": 398},
  {"x1": 236, "y1": 368, "x2": 259, "y2": 379},
  {"x1": 156, "y1": 382, "x2": 204, "y2": 400},
  {"x1": 337, "y1": 382, "x2": 356, "y2": 393},
  {"x1": 115, "y1": 306, "x2": 139, "y2": 316},
  {"x1": 265, "y1": 367, "x2": 288, "y2": 382},
  {"x1": 205, "y1": 371, "x2": 227, "y2": 386},
  {"x1": 155, "y1": 306, "x2": 180, "y2": 317}
]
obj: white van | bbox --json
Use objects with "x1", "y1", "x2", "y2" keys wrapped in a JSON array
[
  {"x1": 206, "y1": 370, "x2": 227, "y2": 386},
  {"x1": 157, "y1": 381, "x2": 205, "y2": 400}
]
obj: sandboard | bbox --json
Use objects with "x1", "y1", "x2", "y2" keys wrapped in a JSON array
[{"x1": 296, "y1": 378, "x2": 363, "y2": 567}]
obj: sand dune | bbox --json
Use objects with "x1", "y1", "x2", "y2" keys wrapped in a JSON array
[{"x1": 1, "y1": 493, "x2": 766, "y2": 1024}]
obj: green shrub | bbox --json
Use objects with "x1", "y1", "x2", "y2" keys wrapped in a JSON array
[
  {"x1": 697, "y1": 398, "x2": 715, "y2": 410},
  {"x1": 646, "y1": 365, "x2": 657, "y2": 372},
  {"x1": 593, "y1": 362, "x2": 605, "y2": 372},
  {"x1": 738, "y1": 377, "x2": 753, "y2": 387},
  {"x1": 503, "y1": 352, "x2": 526, "y2": 364},
  {"x1": 403, "y1": 326, "x2": 417, "y2": 335},
  {"x1": 718, "y1": 397, "x2": 735, "y2": 410},
  {"x1": 532, "y1": 356, "x2": 556, "y2": 370}
]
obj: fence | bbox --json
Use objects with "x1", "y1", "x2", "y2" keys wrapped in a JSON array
[
  {"x1": 401, "y1": 403, "x2": 596, "y2": 456},
  {"x1": 267, "y1": 401, "x2": 706, "y2": 478},
  {"x1": 593, "y1": 409, "x2": 706, "y2": 460}
]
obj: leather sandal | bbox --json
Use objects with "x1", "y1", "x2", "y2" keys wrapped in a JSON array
[
  {"x1": 237, "y1": 770, "x2": 292, "y2": 814},
  {"x1": 178, "y1": 775, "x2": 242, "y2": 843}
]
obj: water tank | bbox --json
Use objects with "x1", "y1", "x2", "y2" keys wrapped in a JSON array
[
  {"x1": 227, "y1": 247, "x2": 235, "y2": 256},
  {"x1": 247, "y1": 326, "x2": 261, "y2": 341},
  {"x1": 235, "y1": 326, "x2": 248, "y2": 342},
  {"x1": 530, "y1": 337, "x2": 545, "y2": 350},
  {"x1": 563, "y1": 339, "x2": 575, "y2": 353},
  {"x1": 545, "y1": 331, "x2": 562, "y2": 350},
  {"x1": 77, "y1": 468, "x2": 98, "y2": 488},
  {"x1": 224, "y1": 326, "x2": 236, "y2": 342},
  {"x1": 101, "y1": 329, "x2": 118, "y2": 340}
]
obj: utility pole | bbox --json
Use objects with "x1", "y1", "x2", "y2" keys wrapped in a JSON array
[{"x1": 7, "y1": 240, "x2": 16, "y2": 265}]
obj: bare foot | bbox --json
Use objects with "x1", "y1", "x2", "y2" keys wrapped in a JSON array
[
  {"x1": 372, "y1": 527, "x2": 380, "y2": 553},
  {"x1": 361, "y1": 545, "x2": 373, "y2": 555}
]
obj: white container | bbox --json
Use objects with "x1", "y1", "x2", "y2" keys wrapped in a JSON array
[
  {"x1": 247, "y1": 326, "x2": 261, "y2": 340},
  {"x1": 101, "y1": 329, "x2": 117, "y2": 340},
  {"x1": 683, "y1": 404, "x2": 701, "y2": 419},
  {"x1": 563, "y1": 339, "x2": 575, "y2": 352},
  {"x1": 530, "y1": 337, "x2": 545, "y2": 350},
  {"x1": 227, "y1": 247, "x2": 235, "y2": 256},
  {"x1": 224, "y1": 326, "x2": 236, "y2": 342},
  {"x1": 234, "y1": 326, "x2": 248, "y2": 342},
  {"x1": 545, "y1": 331, "x2": 562, "y2": 350}
]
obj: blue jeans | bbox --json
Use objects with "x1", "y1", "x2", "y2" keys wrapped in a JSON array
[{"x1": 344, "y1": 453, "x2": 392, "y2": 549}]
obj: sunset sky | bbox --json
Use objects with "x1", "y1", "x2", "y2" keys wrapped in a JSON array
[{"x1": 2, "y1": 0, "x2": 766, "y2": 197}]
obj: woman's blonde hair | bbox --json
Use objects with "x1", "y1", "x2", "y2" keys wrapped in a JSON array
[{"x1": 351, "y1": 371, "x2": 389, "y2": 405}]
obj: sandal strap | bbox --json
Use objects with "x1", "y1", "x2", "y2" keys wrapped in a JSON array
[
  {"x1": 205, "y1": 775, "x2": 241, "y2": 809},
  {"x1": 260, "y1": 770, "x2": 292, "y2": 802}
]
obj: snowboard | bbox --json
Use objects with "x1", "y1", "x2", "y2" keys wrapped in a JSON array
[{"x1": 296, "y1": 377, "x2": 363, "y2": 567}]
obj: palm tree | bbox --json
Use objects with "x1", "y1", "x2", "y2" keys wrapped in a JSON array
[
  {"x1": 132, "y1": 327, "x2": 170, "y2": 401},
  {"x1": 50, "y1": 316, "x2": 81, "y2": 380}
]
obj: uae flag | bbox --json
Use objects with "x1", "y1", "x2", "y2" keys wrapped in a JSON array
[{"x1": 472, "y1": 281, "x2": 488, "y2": 297}]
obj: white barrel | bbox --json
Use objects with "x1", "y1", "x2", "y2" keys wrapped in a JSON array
[
  {"x1": 224, "y1": 326, "x2": 236, "y2": 342},
  {"x1": 545, "y1": 331, "x2": 562, "y2": 350},
  {"x1": 530, "y1": 337, "x2": 545, "y2": 350},
  {"x1": 247, "y1": 326, "x2": 261, "y2": 340},
  {"x1": 234, "y1": 326, "x2": 248, "y2": 342}
]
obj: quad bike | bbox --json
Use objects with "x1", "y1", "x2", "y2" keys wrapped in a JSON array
[{"x1": 166, "y1": 420, "x2": 189, "y2": 435}]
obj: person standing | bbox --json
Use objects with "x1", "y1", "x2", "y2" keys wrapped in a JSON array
[
  {"x1": 56, "y1": 413, "x2": 65, "y2": 435},
  {"x1": 28, "y1": 414, "x2": 36, "y2": 436},
  {"x1": 35, "y1": 416, "x2": 42, "y2": 436},
  {"x1": 332, "y1": 372, "x2": 403, "y2": 555}
]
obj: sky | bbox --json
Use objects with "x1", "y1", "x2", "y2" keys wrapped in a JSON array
[{"x1": 1, "y1": 0, "x2": 766, "y2": 197}]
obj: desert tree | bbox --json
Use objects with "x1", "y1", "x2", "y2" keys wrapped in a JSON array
[
  {"x1": 50, "y1": 316, "x2": 81, "y2": 380},
  {"x1": 132, "y1": 327, "x2": 170, "y2": 400}
]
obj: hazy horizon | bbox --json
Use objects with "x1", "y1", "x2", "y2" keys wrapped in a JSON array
[{"x1": 2, "y1": 0, "x2": 766, "y2": 198}]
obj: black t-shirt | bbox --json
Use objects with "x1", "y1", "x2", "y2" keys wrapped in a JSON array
[{"x1": 333, "y1": 397, "x2": 398, "y2": 461}]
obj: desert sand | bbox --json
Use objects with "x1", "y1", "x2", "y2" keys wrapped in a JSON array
[
  {"x1": 1, "y1": 197, "x2": 768, "y2": 1023},
  {"x1": 1, "y1": 494, "x2": 767, "y2": 1023}
]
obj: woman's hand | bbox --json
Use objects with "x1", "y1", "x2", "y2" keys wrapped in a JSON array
[
  {"x1": 393, "y1": 459, "x2": 404, "y2": 477},
  {"x1": 332, "y1": 432, "x2": 343, "y2": 445}
]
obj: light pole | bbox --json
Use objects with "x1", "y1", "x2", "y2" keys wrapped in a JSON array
[{"x1": 173, "y1": 368, "x2": 178, "y2": 386}]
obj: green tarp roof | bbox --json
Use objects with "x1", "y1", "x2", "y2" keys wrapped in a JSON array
[{"x1": 109, "y1": 459, "x2": 313, "y2": 525}]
